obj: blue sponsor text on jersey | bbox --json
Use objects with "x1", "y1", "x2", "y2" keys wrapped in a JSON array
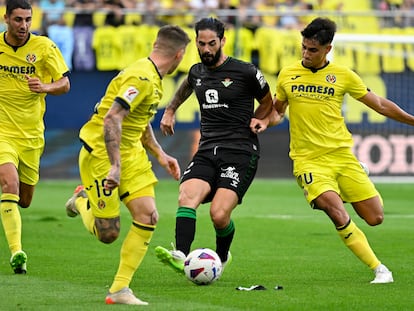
[
  {"x1": 291, "y1": 84, "x2": 334, "y2": 96},
  {"x1": 0, "y1": 64, "x2": 35, "y2": 75}
]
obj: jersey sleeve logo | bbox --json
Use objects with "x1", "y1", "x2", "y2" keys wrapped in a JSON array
[
  {"x1": 123, "y1": 86, "x2": 139, "y2": 103},
  {"x1": 256, "y1": 69, "x2": 266, "y2": 89}
]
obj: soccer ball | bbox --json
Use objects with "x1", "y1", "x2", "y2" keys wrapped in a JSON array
[{"x1": 184, "y1": 248, "x2": 223, "y2": 285}]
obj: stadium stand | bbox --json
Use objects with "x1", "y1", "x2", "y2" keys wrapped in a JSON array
[
  {"x1": 406, "y1": 27, "x2": 414, "y2": 71},
  {"x1": 1, "y1": 0, "x2": 413, "y2": 76},
  {"x1": 2, "y1": 0, "x2": 411, "y2": 178}
]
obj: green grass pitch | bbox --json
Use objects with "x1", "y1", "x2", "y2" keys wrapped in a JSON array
[{"x1": 0, "y1": 179, "x2": 413, "y2": 310}]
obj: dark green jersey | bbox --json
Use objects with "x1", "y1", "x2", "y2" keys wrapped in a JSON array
[{"x1": 188, "y1": 57, "x2": 270, "y2": 153}]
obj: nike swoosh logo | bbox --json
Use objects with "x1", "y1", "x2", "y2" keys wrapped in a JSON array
[
  {"x1": 344, "y1": 232, "x2": 353, "y2": 239},
  {"x1": 291, "y1": 75, "x2": 301, "y2": 80}
]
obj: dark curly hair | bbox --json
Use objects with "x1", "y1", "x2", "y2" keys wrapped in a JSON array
[
  {"x1": 195, "y1": 17, "x2": 225, "y2": 40},
  {"x1": 301, "y1": 17, "x2": 337, "y2": 45}
]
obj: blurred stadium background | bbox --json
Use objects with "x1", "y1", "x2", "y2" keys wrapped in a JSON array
[{"x1": 1, "y1": 0, "x2": 413, "y2": 179}]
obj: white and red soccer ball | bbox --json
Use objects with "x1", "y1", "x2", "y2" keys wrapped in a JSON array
[{"x1": 184, "y1": 248, "x2": 222, "y2": 285}]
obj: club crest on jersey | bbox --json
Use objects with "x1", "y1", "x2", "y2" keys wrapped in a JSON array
[
  {"x1": 221, "y1": 78, "x2": 233, "y2": 87},
  {"x1": 196, "y1": 79, "x2": 202, "y2": 86},
  {"x1": 124, "y1": 86, "x2": 139, "y2": 103},
  {"x1": 26, "y1": 54, "x2": 36, "y2": 63},
  {"x1": 325, "y1": 74, "x2": 336, "y2": 84},
  {"x1": 98, "y1": 199, "x2": 106, "y2": 209}
]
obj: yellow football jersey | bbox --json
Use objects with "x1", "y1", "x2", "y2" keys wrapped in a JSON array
[
  {"x1": 276, "y1": 60, "x2": 368, "y2": 161},
  {"x1": 92, "y1": 25, "x2": 121, "y2": 71},
  {"x1": 80, "y1": 57, "x2": 162, "y2": 158},
  {"x1": 0, "y1": 32, "x2": 69, "y2": 142}
]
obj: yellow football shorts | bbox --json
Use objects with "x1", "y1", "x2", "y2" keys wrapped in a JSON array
[
  {"x1": 293, "y1": 148, "x2": 381, "y2": 207},
  {"x1": 0, "y1": 137, "x2": 44, "y2": 186},
  {"x1": 79, "y1": 146, "x2": 158, "y2": 218}
]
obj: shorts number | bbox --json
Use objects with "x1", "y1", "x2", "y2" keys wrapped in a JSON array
[
  {"x1": 94, "y1": 179, "x2": 112, "y2": 197},
  {"x1": 299, "y1": 173, "x2": 313, "y2": 185}
]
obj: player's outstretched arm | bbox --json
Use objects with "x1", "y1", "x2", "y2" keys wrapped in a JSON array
[{"x1": 359, "y1": 91, "x2": 414, "y2": 126}]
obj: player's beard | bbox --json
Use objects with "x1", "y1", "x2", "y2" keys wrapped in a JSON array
[{"x1": 199, "y1": 48, "x2": 222, "y2": 67}]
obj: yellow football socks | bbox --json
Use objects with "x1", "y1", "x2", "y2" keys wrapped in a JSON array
[
  {"x1": 109, "y1": 221, "x2": 155, "y2": 293},
  {"x1": 75, "y1": 196, "x2": 97, "y2": 236},
  {"x1": 337, "y1": 219, "x2": 380, "y2": 269},
  {"x1": 0, "y1": 193, "x2": 21, "y2": 254}
]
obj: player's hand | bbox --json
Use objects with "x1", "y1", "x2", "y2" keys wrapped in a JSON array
[
  {"x1": 25, "y1": 75, "x2": 45, "y2": 93},
  {"x1": 160, "y1": 109, "x2": 176, "y2": 136},
  {"x1": 250, "y1": 118, "x2": 268, "y2": 134},
  {"x1": 158, "y1": 152, "x2": 181, "y2": 180},
  {"x1": 268, "y1": 109, "x2": 283, "y2": 127},
  {"x1": 105, "y1": 166, "x2": 120, "y2": 190}
]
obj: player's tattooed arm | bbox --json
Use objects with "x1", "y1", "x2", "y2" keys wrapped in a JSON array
[
  {"x1": 161, "y1": 76, "x2": 193, "y2": 136},
  {"x1": 104, "y1": 102, "x2": 129, "y2": 163},
  {"x1": 141, "y1": 122, "x2": 162, "y2": 156},
  {"x1": 103, "y1": 102, "x2": 129, "y2": 189},
  {"x1": 165, "y1": 76, "x2": 193, "y2": 112}
]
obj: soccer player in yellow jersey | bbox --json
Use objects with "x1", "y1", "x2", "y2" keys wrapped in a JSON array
[
  {"x1": 65, "y1": 25, "x2": 190, "y2": 305},
  {"x1": 0, "y1": 0, "x2": 70, "y2": 274},
  {"x1": 273, "y1": 17, "x2": 414, "y2": 284}
]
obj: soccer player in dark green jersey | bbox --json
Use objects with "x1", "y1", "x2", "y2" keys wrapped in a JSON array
[{"x1": 155, "y1": 17, "x2": 278, "y2": 276}]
